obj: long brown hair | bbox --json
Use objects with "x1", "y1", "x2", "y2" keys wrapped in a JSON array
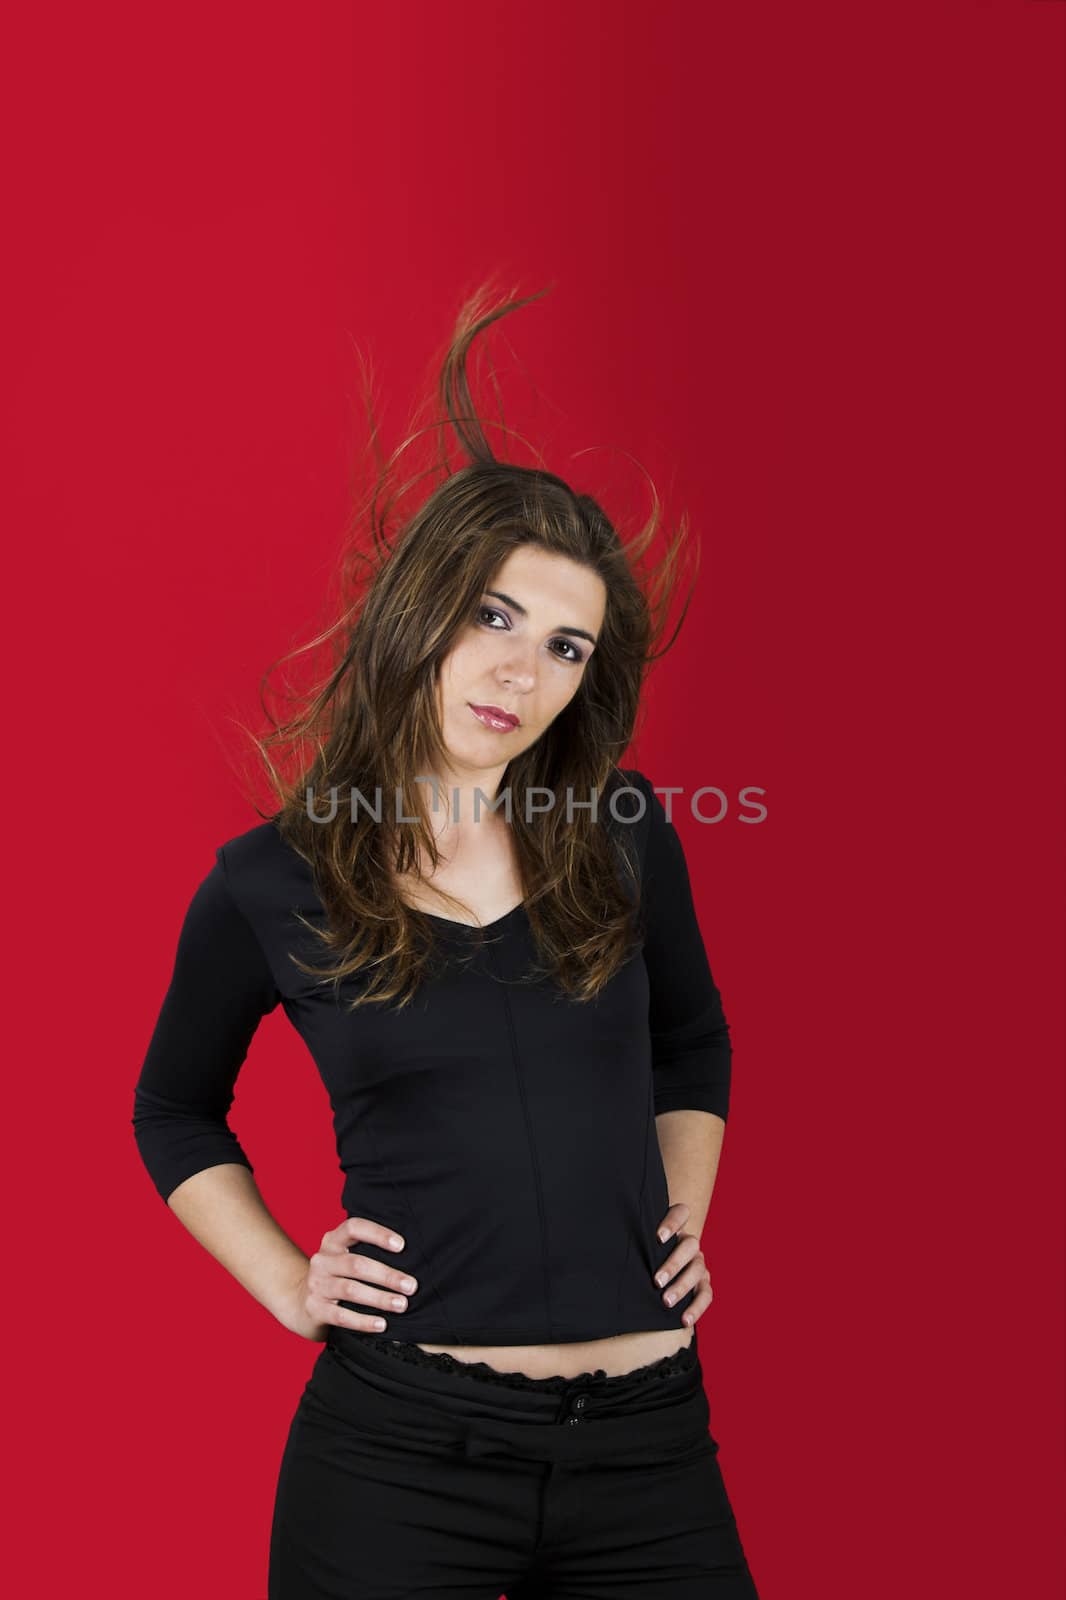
[{"x1": 238, "y1": 278, "x2": 699, "y2": 1008}]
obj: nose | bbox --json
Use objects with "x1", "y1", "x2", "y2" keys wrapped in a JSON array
[{"x1": 497, "y1": 651, "x2": 536, "y2": 693}]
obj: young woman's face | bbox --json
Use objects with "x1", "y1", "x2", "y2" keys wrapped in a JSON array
[{"x1": 435, "y1": 544, "x2": 606, "y2": 774}]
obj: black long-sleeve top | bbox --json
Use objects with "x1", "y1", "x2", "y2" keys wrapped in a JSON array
[{"x1": 131, "y1": 768, "x2": 732, "y2": 1344}]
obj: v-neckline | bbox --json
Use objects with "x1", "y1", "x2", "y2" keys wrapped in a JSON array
[{"x1": 411, "y1": 900, "x2": 527, "y2": 934}]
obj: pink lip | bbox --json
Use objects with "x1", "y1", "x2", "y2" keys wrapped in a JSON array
[{"x1": 468, "y1": 702, "x2": 520, "y2": 732}]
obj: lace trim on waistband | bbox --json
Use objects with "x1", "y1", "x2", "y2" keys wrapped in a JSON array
[{"x1": 354, "y1": 1333, "x2": 698, "y2": 1393}]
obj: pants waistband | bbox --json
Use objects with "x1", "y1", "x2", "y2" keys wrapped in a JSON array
[
  {"x1": 315, "y1": 1335, "x2": 711, "y2": 1465},
  {"x1": 328, "y1": 1328, "x2": 698, "y2": 1401},
  {"x1": 348, "y1": 1329, "x2": 699, "y2": 1395}
]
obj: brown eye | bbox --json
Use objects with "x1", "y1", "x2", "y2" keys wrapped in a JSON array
[{"x1": 551, "y1": 639, "x2": 585, "y2": 664}]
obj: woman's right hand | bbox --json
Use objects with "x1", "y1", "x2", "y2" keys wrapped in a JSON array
[{"x1": 277, "y1": 1216, "x2": 419, "y2": 1342}]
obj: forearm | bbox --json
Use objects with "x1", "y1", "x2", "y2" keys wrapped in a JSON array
[
  {"x1": 655, "y1": 1109, "x2": 726, "y2": 1240},
  {"x1": 166, "y1": 1162, "x2": 308, "y2": 1324}
]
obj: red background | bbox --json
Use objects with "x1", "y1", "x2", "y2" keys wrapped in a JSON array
[{"x1": 5, "y1": 3, "x2": 1063, "y2": 1596}]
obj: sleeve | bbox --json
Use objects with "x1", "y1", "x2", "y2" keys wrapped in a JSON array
[
  {"x1": 131, "y1": 846, "x2": 281, "y2": 1205},
  {"x1": 637, "y1": 774, "x2": 733, "y2": 1121}
]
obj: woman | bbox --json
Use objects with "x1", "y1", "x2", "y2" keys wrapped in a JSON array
[{"x1": 133, "y1": 283, "x2": 760, "y2": 1598}]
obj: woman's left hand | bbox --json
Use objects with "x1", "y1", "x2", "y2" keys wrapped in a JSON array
[{"x1": 653, "y1": 1201, "x2": 713, "y2": 1327}]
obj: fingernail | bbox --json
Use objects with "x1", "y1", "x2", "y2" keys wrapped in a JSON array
[
  {"x1": 658, "y1": 1229, "x2": 670, "y2": 1242},
  {"x1": 389, "y1": 1235, "x2": 404, "y2": 1249},
  {"x1": 655, "y1": 1271, "x2": 668, "y2": 1287},
  {"x1": 400, "y1": 1277, "x2": 417, "y2": 1293},
  {"x1": 664, "y1": 1292, "x2": 675, "y2": 1307},
  {"x1": 391, "y1": 1297, "x2": 407, "y2": 1310}
]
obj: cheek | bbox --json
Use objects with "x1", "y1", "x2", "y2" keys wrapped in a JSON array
[
  {"x1": 437, "y1": 638, "x2": 475, "y2": 696},
  {"x1": 548, "y1": 667, "x2": 585, "y2": 715},
  {"x1": 446, "y1": 633, "x2": 488, "y2": 678}
]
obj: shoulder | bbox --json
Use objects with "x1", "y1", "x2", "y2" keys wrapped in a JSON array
[
  {"x1": 608, "y1": 768, "x2": 691, "y2": 875},
  {"x1": 215, "y1": 817, "x2": 288, "y2": 880},
  {"x1": 609, "y1": 767, "x2": 658, "y2": 829},
  {"x1": 207, "y1": 817, "x2": 330, "y2": 999},
  {"x1": 214, "y1": 817, "x2": 322, "y2": 928},
  {"x1": 601, "y1": 767, "x2": 660, "y2": 873}
]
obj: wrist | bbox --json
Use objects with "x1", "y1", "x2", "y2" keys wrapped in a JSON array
[{"x1": 267, "y1": 1253, "x2": 311, "y2": 1329}]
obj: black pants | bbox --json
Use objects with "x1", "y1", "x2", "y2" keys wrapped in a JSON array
[{"x1": 268, "y1": 1330, "x2": 760, "y2": 1599}]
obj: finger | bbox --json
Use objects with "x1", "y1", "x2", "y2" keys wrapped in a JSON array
[
  {"x1": 325, "y1": 1215, "x2": 407, "y2": 1255},
  {"x1": 322, "y1": 1272, "x2": 413, "y2": 1314},
  {"x1": 323, "y1": 1253, "x2": 419, "y2": 1298},
  {"x1": 656, "y1": 1202, "x2": 690, "y2": 1243},
  {"x1": 658, "y1": 1261, "x2": 706, "y2": 1308},
  {"x1": 679, "y1": 1284, "x2": 713, "y2": 1326},
  {"x1": 652, "y1": 1235, "x2": 702, "y2": 1288},
  {"x1": 331, "y1": 1305, "x2": 393, "y2": 1333}
]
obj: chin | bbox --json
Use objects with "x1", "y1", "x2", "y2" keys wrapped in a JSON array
[{"x1": 439, "y1": 732, "x2": 493, "y2": 770}]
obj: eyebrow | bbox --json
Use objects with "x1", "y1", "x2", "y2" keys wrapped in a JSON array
[{"x1": 483, "y1": 590, "x2": 599, "y2": 647}]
